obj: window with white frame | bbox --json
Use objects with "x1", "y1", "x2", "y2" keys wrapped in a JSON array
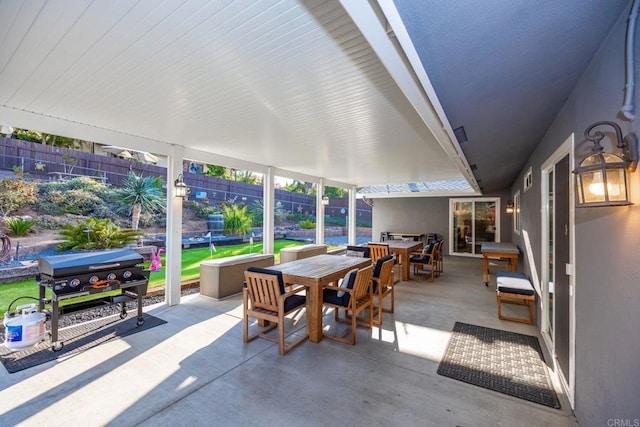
[
  {"x1": 513, "y1": 190, "x2": 521, "y2": 234},
  {"x1": 524, "y1": 167, "x2": 533, "y2": 192}
]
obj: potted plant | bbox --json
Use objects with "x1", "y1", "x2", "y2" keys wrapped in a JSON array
[{"x1": 12, "y1": 165, "x2": 23, "y2": 178}]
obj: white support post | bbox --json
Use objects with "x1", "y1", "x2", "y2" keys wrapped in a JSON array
[
  {"x1": 263, "y1": 167, "x2": 275, "y2": 255},
  {"x1": 348, "y1": 186, "x2": 357, "y2": 245},
  {"x1": 316, "y1": 179, "x2": 325, "y2": 244},
  {"x1": 165, "y1": 146, "x2": 184, "y2": 306}
]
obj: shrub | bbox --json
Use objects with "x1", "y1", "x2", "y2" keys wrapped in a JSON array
[
  {"x1": 249, "y1": 200, "x2": 263, "y2": 227},
  {"x1": 185, "y1": 200, "x2": 219, "y2": 219},
  {"x1": 0, "y1": 178, "x2": 38, "y2": 217},
  {"x1": 36, "y1": 216, "x2": 68, "y2": 230},
  {"x1": 274, "y1": 201, "x2": 287, "y2": 224},
  {"x1": 57, "y1": 217, "x2": 143, "y2": 250},
  {"x1": 4, "y1": 217, "x2": 37, "y2": 236},
  {"x1": 36, "y1": 178, "x2": 119, "y2": 218},
  {"x1": 298, "y1": 219, "x2": 316, "y2": 229},
  {"x1": 221, "y1": 203, "x2": 252, "y2": 236}
]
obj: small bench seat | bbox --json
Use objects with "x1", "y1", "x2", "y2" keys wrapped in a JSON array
[{"x1": 496, "y1": 271, "x2": 535, "y2": 324}]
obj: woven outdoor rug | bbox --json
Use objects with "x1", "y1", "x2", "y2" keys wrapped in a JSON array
[
  {"x1": 0, "y1": 313, "x2": 166, "y2": 374},
  {"x1": 437, "y1": 322, "x2": 561, "y2": 409}
]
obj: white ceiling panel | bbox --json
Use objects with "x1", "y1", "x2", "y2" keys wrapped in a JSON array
[{"x1": 0, "y1": 0, "x2": 474, "y2": 190}]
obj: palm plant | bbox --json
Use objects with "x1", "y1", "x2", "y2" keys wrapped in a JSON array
[
  {"x1": 57, "y1": 217, "x2": 143, "y2": 250},
  {"x1": 4, "y1": 217, "x2": 37, "y2": 236},
  {"x1": 114, "y1": 171, "x2": 165, "y2": 231}
]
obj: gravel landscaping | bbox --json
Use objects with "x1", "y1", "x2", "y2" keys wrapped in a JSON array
[{"x1": 56, "y1": 286, "x2": 200, "y2": 329}]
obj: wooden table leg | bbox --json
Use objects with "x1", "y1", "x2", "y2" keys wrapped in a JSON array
[
  {"x1": 307, "y1": 283, "x2": 322, "y2": 343},
  {"x1": 483, "y1": 254, "x2": 490, "y2": 285}
]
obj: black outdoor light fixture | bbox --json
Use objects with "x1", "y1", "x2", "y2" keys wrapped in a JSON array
[
  {"x1": 174, "y1": 174, "x2": 189, "y2": 198},
  {"x1": 573, "y1": 121, "x2": 638, "y2": 207},
  {"x1": 505, "y1": 200, "x2": 515, "y2": 214}
]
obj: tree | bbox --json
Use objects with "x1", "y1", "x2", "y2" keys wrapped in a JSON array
[
  {"x1": 283, "y1": 180, "x2": 309, "y2": 194},
  {"x1": 234, "y1": 170, "x2": 259, "y2": 184},
  {"x1": 324, "y1": 186, "x2": 348, "y2": 198},
  {"x1": 204, "y1": 164, "x2": 227, "y2": 178},
  {"x1": 114, "y1": 171, "x2": 165, "y2": 231},
  {"x1": 13, "y1": 128, "x2": 79, "y2": 148}
]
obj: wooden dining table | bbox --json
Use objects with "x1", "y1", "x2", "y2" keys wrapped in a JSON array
[
  {"x1": 371, "y1": 240, "x2": 424, "y2": 282},
  {"x1": 480, "y1": 241, "x2": 520, "y2": 286},
  {"x1": 269, "y1": 254, "x2": 371, "y2": 343}
]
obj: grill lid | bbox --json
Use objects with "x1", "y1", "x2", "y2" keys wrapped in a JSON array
[{"x1": 38, "y1": 249, "x2": 144, "y2": 278}]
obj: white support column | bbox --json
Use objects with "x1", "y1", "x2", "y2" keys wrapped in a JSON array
[
  {"x1": 316, "y1": 179, "x2": 325, "y2": 244},
  {"x1": 348, "y1": 186, "x2": 357, "y2": 245},
  {"x1": 263, "y1": 167, "x2": 275, "y2": 255},
  {"x1": 165, "y1": 146, "x2": 184, "y2": 306}
]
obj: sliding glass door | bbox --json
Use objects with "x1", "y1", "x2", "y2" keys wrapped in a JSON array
[{"x1": 450, "y1": 198, "x2": 499, "y2": 256}]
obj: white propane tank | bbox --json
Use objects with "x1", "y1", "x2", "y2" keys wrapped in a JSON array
[{"x1": 3, "y1": 304, "x2": 46, "y2": 350}]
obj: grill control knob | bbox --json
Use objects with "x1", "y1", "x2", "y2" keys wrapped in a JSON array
[
  {"x1": 70, "y1": 278, "x2": 80, "y2": 288},
  {"x1": 123, "y1": 270, "x2": 132, "y2": 279},
  {"x1": 89, "y1": 275, "x2": 99, "y2": 284}
]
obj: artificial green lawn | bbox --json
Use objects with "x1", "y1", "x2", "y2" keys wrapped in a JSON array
[{"x1": 0, "y1": 239, "x2": 311, "y2": 317}]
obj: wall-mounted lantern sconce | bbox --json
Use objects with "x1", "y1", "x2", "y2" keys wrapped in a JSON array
[
  {"x1": 505, "y1": 200, "x2": 514, "y2": 214},
  {"x1": 174, "y1": 174, "x2": 189, "y2": 198},
  {"x1": 322, "y1": 196, "x2": 329, "y2": 205},
  {"x1": 573, "y1": 121, "x2": 638, "y2": 207}
]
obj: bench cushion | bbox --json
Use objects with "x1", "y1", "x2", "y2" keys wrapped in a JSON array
[{"x1": 496, "y1": 271, "x2": 534, "y2": 296}]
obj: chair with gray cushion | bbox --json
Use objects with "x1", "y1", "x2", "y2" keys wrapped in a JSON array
[
  {"x1": 371, "y1": 255, "x2": 395, "y2": 326},
  {"x1": 243, "y1": 267, "x2": 308, "y2": 355},
  {"x1": 409, "y1": 240, "x2": 441, "y2": 282},
  {"x1": 322, "y1": 265, "x2": 374, "y2": 345}
]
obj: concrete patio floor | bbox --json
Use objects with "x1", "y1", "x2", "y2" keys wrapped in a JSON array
[{"x1": 0, "y1": 256, "x2": 577, "y2": 426}]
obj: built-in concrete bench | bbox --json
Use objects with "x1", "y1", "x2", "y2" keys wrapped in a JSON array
[
  {"x1": 200, "y1": 254, "x2": 274, "y2": 299},
  {"x1": 496, "y1": 270, "x2": 535, "y2": 324},
  {"x1": 279, "y1": 244, "x2": 327, "y2": 264}
]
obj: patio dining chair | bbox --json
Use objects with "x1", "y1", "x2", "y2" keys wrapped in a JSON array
[
  {"x1": 371, "y1": 255, "x2": 395, "y2": 326},
  {"x1": 321, "y1": 264, "x2": 374, "y2": 345},
  {"x1": 345, "y1": 245, "x2": 371, "y2": 258},
  {"x1": 436, "y1": 240, "x2": 444, "y2": 275},
  {"x1": 409, "y1": 240, "x2": 441, "y2": 282},
  {"x1": 367, "y1": 242, "x2": 400, "y2": 283},
  {"x1": 243, "y1": 267, "x2": 308, "y2": 356}
]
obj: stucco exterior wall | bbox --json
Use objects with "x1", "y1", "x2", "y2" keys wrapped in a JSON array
[{"x1": 509, "y1": 3, "x2": 640, "y2": 425}]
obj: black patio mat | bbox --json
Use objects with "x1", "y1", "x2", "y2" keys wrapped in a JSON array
[
  {"x1": 437, "y1": 322, "x2": 561, "y2": 409},
  {"x1": 0, "y1": 313, "x2": 166, "y2": 374}
]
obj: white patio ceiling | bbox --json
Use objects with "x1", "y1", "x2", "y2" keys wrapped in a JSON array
[{"x1": 0, "y1": 0, "x2": 477, "y2": 195}]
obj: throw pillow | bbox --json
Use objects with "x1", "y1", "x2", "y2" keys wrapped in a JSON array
[{"x1": 337, "y1": 268, "x2": 359, "y2": 297}]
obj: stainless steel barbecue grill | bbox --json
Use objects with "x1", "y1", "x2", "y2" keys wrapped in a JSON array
[{"x1": 36, "y1": 249, "x2": 150, "y2": 351}]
